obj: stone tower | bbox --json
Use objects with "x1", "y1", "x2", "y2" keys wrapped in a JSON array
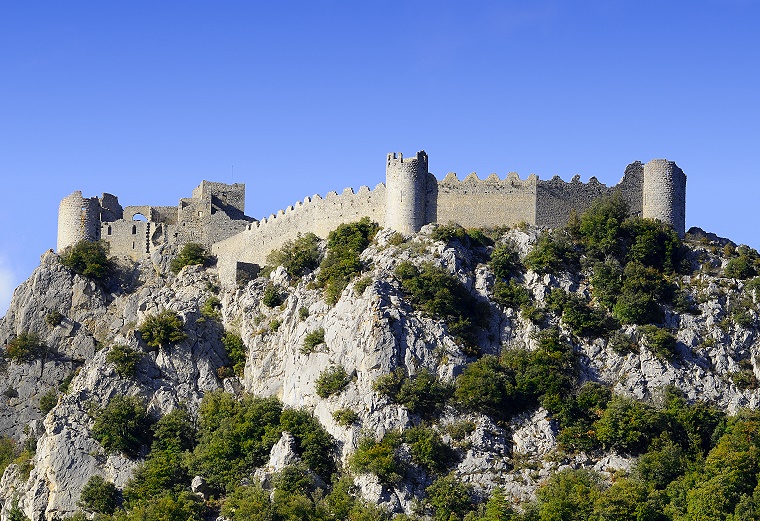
[
  {"x1": 642, "y1": 159, "x2": 687, "y2": 237},
  {"x1": 385, "y1": 151, "x2": 429, "y2": 234},
  {"x1": 57, "y1": 191, "x2": 101, "y2": 252}
]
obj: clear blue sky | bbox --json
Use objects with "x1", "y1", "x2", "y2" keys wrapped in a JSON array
[{"x1": 1, "y1": 1, "x2": 759, "y2": 313}]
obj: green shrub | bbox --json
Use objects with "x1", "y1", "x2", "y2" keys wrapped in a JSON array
[
  {"x1": 536, "y1": 468, "x2": 603, "y2": 521},
  {"x1": 190, "y1": 392, "x2": 283, "y2": 491},
  {"x1": 222, "y1": 333, "x2": 246, "y2": 376},
  {"x1": 524, "y1": 230, "x2": 579, "y2": 274},
  {"x1": 593, "y1": 396, "x2": 665, "y2": 454},
  {"x1": 608, "y1": 330, "x2": 638, "y2": 355},
  {"x1": 612, "y1": 261, "x2": 672, "y2": 325},
  {"x1": 424, "y1": 474, "x2": 474, "y2": 521},
  {"x1": 0, "y1": 437, "x2": 17, "y2": 477},
  {"x1": 354, "y1": 276, "x2": 373, "y2": 295},
  {"x1": 298, "y1": 307, "x2": 309, "y2": 320},
  {"x1": 58, "y1": 370, "x2": 78, "y2": 393},
  {"x1": 79, "y1": 475, "x2": 118, "y2": 514},
  {"x1": 559, "y1": 293, "x2": 617, "y2": 338},
  {"x1": 278, "y1": 408, "x2": 336, "y2": 480},
  {"x1": 315, "y1": 366, "x2": 350, "y2": 398},
  {"x1": 731, "y1": 370, "x2": 759, "y2": 390},
  {"x1": 640, "y1": 325, "x2": 678, "y2": 360},
  {"x1": 106, "y1": 344, "x2": 142, "y2": 378},
  {"x1": 576, "y1": 193, "x2": 629, "y2": 259},
  {"x1": 200, "y1": 295, "x2": 221, "y2": 319},
  {"x1": 138, "y1": 311, "x2": 187, "y2": 349},
  {"x1": 454, "y1": 355, "x2": 510, "y2": 418},
  {"x1": 375, "y1": 368, "x2": 452, "y2": 419},
  {"x1": 39, "y1": 389, "x2": 57, "y2": 414},
  {"x1": 725, "y1": 254, "x2": 758, "y2": 279},
  {"x1": 317, "y1": 218, "x2": 379, "y2": 304},
  {"x1": 431, "y1": 223, "x2": 469, "y2": 244},
  {"x1": 45, "y1": 311, "x2": 64, "y2": 327},
  {"x1": 91, "y1": 395, "x2": 153, "y2": 458},
  {"x1": 261, "y1": 284, "x2": 284, "y2": 308},
  {"x1": 489, "y1": 241, "x2": 522, "y2": 280},
  {"x1": 590, "y1": 259, "x2": 624, "y2": 310},
  {"x1": 7, "y1": 502, "x2": 30, "y2": 521},
  {"x1": 266, "y1": 232, "x2": 322, "y2": 278},
  {"x1": 332, "y1": 408, "x2": 359, "y2": 427},
  {"x1": 221, "y1": 484, "x2": 275, "y2": 521},
  {"x1": 349, "y1": 432, "x2": 402, "y2": 484},
  {"x1": 302, "y1": 328, "x2": 325, "y2": 354},
  {"x1": 622, "y1": 217, "x2": 683, "y2": 273},
  {"x1": 170, "y1": 242, "x2": 210, "y2": 273},
  {"x1": 555, "y1": 382, "x2": 612, "y2": 452},
  {"x1": 403, "y1": 425, "x2": 457, "y2": 475},
  {"x1": 492, "y1": 278, "x2": 531, "y2": 309},
  {"x1": 395, "y1": 261, "x2": 488, "y2": 353},
  {"x1": 152, "y1": 408, "x2": 196, "y2": 454},
  {"x1": 119, "y1": 491, "x2": 204, "y2": 521},
  {"x1": 5, "y1": 332, "x2": 46, "y2": 362},
  {"x1": 59, "y1": 240, "x2": 112, "y2": 281}
]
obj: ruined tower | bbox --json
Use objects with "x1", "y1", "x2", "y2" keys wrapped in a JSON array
[
  {"x1": 57, "y1": 191, "x2": 101, "y2": 252},
  {"x1": 384, "y1": 151, "x2": 429, "y2": 234},
  {"x1": 642, "y1": 159, "x2": 687, "y2": 237}
]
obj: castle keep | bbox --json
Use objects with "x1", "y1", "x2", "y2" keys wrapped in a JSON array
[{"x1": 57, "y1": 152, "x2": 686, "y2": 286}]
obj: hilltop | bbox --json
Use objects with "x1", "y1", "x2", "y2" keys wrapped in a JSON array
[{"x1": 0, "y1": 197, "x2": 759, "y2": 520}]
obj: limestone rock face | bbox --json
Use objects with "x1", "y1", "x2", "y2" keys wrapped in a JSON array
[{"x1": 0, "y1": 226, "x2": 756, "y2": 519}]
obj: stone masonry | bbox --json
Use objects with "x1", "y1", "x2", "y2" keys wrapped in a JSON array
[{"x1": 57, "y1": 151, "x2": 686, "y2": 285}]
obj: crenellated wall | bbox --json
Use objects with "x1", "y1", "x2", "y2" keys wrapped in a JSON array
[
  {"x1": 436, "y1": 172, "x2": 538, "y2": 228},
  {"x1": 57, "y1": 151, "x2": 686, "y2": 286},
  {"x1": 213, "y1": 184, "x2": 387, "y2": 285}
]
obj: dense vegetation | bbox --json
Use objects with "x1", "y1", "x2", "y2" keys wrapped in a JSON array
[
  {"x1": 59, "y1": 240, "x2": 113, "y2": 281},
  {"x1": 266, "y1": 232, "x2": 322, "y2": 279},
  {"x1": 317, "y1": 217, "x2": 379, "y2": 304},
  {"x1": 170, "y1": 242, "x2": 211, "y2": 274},
  {"x1": 137, "y1": 310, "x2": 187, "y2": 349}
]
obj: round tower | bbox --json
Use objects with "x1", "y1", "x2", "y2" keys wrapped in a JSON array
[
  {"x1": 642, "y1": 159, "x2": 686, "y2": 237},
  {"x1": 385, "y1": 151, "x2": 429, "y2": 234},
  {"x1": 57, "y1": 191, "x2": 101, "y2": 252}
]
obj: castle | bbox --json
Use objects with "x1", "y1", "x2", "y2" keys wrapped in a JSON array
[{"x1": 57, "y1": 152, "x2": 686, "y2": 286}]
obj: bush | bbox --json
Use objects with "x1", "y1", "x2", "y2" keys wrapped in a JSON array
[
  {"x1": 261, "y1": 284, "x2": 284, "y2": 308},
  {"x1": 298, "y1": 307, "x2": 309, "y2": 320},
  {"x1": 170, "y1": 242, "x2": 210, "y2": 273},
  {"x1": 349, "y1": 432, "x2": 402, "y2": 484},
  {"x1": 640, "y1": 325, "x2": 678, "y2": 360},
  {"x1": 138, "y1": 311, "x2": 187, "y2": 349},
  {"x1": 403, "y1": 425, "x2": 457, "y2": 475},
  {"x1": 395, "y1": 261, "x2": 488, "y2": 353},
  {"x1": 59, "y1": 240, "x2": 112, "y2": 281},
  {"x1": 106, "y1": 344, "x2": 143, "y2": 378},
  {"x1": 489, "y1": 241, "x2": 522, "y2": 280},
  {"x1": 608, "y1": 330, "x2": 638, "y2": 355},
  {"x1": 266, "y1": 232, "x2": 322, "y2": 278},
  {"x1": 725, "y1": 253, "x2": 759, "y2": 279},
  {"x1": 375, "y1": 368, "x2": 452, "y2": 419},
  {"x1": 332, "y1": 408, "x2": 359, "y2": 427},
  {"x1": 278, "y1": 408, "x2": 336, "y2": 480},
  {"x1": 302, "y1": 328, "x2": 325, "y2": 354},
  {"x1": 424, "y1": 474, "x2": 474, "y2": 521},
  {"x1": 39, "y1": 389, "x2": 57, "y2": 414},
  {"x1": 0, "y1": 437, "x2": 17, "y2": 477},
  {"x1": 354, "y1": 276, "x2": 373, "y2": 295},
  {"x1": 45, "y1": 311, "x2": 64, "y2": 327},
  {"x1": 623, "y1": 217, "x2": 683, "y2": 273},
  {"x1": 492, "y1": 278, "x2": 531, "y2": 309},
  {"x1": 222, "y1": 333, "x2": 246, "y2": 376},
  {"x1": 431, "y1": 223, "x2": 469, "y2": 244},
  {"x1": 536, "y1": 468, "x2": 603, "y2": 521},
  {"x1": 593, "y1": 396, "x2": 665, "y2": 454},
  {"x1": 524, "y1": 230, "x2": 579, "y2": 274},
  {"x1": 576, "y1": 193, "x2": 629, "y2": 259},
  {"x1": 454, "y1": 355, "x2": 511, "y2": 418},
  {"x1": 79, "y1": 475, "x2": 118, "y2": 514},
  {"x1": 91, "y1": 395, "x2": 153, "y2": 458},
  {"x1": 317, "y1": 218, "x2": 379, "y2": 304},
  {"x1": 612, "y1": 261, "x2": 672, "y2": 325},
  {"x1": 118, "y1": 491, "x2": 204, "y2": 521},
  {"x1": 200, "y1": 295, "x2": 221, "y2": 320},
  {"x1": 315, "y1": 366, "x2": 350, "y2": 398},
  {"x1": 5, "y1": 332, "x2": 46, "y2": 362}
]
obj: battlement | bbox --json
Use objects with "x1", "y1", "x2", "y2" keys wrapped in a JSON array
[{"x1": 57, "y1": 151, "x2": 686, "y2": 286}]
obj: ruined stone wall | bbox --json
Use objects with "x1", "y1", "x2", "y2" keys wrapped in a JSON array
[
  {"x1": 435, "y1": 172, "x2": 538, "y2": 228},
  {"x1": 213, "y1": 185, "x2": 387, "y2": 285}
]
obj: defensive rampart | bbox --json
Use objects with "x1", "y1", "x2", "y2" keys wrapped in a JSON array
[{"x1": 58, "y1": 151, "x2": 686, "y2": 287}]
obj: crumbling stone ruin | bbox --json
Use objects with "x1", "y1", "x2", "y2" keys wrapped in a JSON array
[{"x1": 57, "y1": 151, "x2": 686, "y2": 286}]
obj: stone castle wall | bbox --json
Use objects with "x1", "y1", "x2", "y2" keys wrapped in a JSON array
[
  {"x1": 435, "y1": 172, "x2": 538, "y2": 228},
  {"x1": 213, "y1": 185, "x2": 387, "y2": 284},
  {"x1": 57, "y1": 152, "x2": 686, "y2": 286}
]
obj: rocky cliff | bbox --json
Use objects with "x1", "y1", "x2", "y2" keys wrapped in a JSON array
[{"x1": 0, "y1": 220, "x2": 757, "y2": 520}]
